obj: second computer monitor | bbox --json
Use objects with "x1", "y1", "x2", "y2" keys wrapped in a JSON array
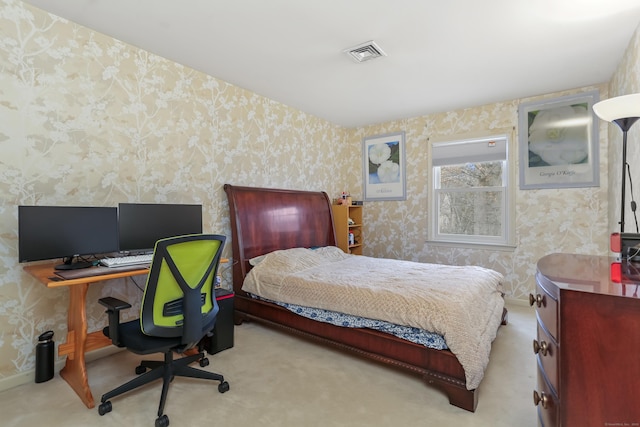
[{"x1": 118, "y1": 203, "x2": 203, "y2": 254}]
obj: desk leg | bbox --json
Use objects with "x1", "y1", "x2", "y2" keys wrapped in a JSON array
[{"x1": 58, "y1": 283, "x2": 95, "y2": 409}]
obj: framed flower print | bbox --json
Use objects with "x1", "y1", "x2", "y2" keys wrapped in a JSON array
[
  {"x1": 363, "y1": 131, "x2": 406, "y2": 201},
  {"x1": 518, "y1": 91, "x2": 599, "y2": 189}
]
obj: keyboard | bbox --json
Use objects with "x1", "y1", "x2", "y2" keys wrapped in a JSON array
[{"x1": 100, "y1": 253, "x2": 153, "y2": 268}]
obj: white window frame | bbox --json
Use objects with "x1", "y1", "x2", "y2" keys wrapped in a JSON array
[{"x1": 428, "y1": 131, "x2": 515, "y2": 248}]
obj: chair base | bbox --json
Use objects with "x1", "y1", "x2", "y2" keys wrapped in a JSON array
[{"x1": 98, "y1": 350, "x2": 229, "y2": 425}]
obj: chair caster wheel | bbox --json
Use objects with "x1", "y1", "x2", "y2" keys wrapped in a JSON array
[
  {"x1": 218, "y1": 381, "x2": 230, "y2": 393},
  {"x1": 199, "y1": 357, "x2": 209, "y2": 367},
  {"x1": 155, "y1": 414, "x2": 169, "y2": 427},
  {"x1": 98, "y1": 401, "x2": 112, "y2": 416},
  {"x1": 135, "y1": 365, "x2": 146, "y2": 375}
]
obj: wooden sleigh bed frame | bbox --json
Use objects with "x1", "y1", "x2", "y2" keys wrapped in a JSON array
[{"x1": 223, "y1": 184, "x2": 507, "y2": 412}]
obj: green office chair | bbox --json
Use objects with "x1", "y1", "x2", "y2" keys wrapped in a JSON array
[{"x1": 97, "y1": 234, "x2": 229, "y2": 427}]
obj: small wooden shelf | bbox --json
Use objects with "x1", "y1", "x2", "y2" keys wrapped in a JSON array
[{"x1": 331, "y1": 204, "x2": 363, "y2": 255}]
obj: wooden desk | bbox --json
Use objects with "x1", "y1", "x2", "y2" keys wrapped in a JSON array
[
  {"x1": 25, "y1": 258, "x2": 229, "y2": 409},
  {"x1": 24, "y1": 263, "x2": 150, "y2": 409}
]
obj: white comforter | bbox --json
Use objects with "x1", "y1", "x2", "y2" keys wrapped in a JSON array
[{"x1": 243, "y1": 246, "x2": 505, "y2": 390}]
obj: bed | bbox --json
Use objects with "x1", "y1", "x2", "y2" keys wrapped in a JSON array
[{"x1": 223, "y1": 184, "x2": 507, "y2": 412}]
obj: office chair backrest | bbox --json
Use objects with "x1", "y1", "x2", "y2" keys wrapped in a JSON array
[{"x1": 140, "y1": 234, "x2": 226, "y2": 347}]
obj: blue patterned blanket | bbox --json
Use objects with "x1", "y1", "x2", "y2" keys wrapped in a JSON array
[{"x1": 253, "y1": 295, "x2": 448, "y2": 350}]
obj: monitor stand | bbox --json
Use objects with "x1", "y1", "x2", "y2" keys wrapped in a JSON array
[{"x1": 55, "y1": 257, "x2": 94, "y2": 270}]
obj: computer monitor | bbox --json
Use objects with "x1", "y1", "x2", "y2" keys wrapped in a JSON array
[
  {"x1": 117, "y1": 203, "x2": 203, "y2": 254},
  {"x1": 18, "y1": 206, "x2": 119, "y2": 270}
]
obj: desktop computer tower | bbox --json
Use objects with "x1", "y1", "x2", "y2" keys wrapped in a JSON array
[{"x1": 203, "y1": 289, "x2": 234, "y2": 355}]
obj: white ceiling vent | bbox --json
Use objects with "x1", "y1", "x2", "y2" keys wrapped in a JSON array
[{"x1": 343, "y1": 40, "x2": 387, "y2": 63}]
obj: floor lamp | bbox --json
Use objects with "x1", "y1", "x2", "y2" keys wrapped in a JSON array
[{"x1": 593, "y1": 93, "x2": 640, "y2": 233}]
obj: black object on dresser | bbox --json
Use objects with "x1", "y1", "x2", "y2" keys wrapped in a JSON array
[
  {"x1": 203, "y1": 289, "x2": 235, "y2": 355},
  {"x1": 532, "y1": 253, "x2": 640, "y2": 427}
]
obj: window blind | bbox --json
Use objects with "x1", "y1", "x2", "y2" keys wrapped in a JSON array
[{"x1": 432, "y1": 136, "x2": 507, "y2": 166}]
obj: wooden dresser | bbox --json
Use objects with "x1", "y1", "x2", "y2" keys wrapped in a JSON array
[{"x1": 532, "y1": 253, "x2": 640, "y2": 427}]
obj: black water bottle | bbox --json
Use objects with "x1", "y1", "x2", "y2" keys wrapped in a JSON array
[{"x1": 35, "y1": 331, "x2": 54, "y2": 383}]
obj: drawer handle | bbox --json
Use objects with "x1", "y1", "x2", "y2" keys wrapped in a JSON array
[
  {"x1": 533, "y1": 390, "x2": 549, "y2": 409},
  {"x1": 533, "y1": 339, "x2": 549, "y2": 356},
  {"x1": 528, "y1": 293, "x2": 544, "y2": 308}
]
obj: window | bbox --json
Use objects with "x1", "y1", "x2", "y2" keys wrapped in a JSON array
[{"x1": 429, "y1": 133, "x2": 514, "y2": 247}]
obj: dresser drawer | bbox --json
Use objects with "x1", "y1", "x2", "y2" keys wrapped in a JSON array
[
  {"x1": 535, "y1": 322, "x2": 558, "y2": 394},
  {"x1": 535, "y1": 365, "x2": 558, "y2": 427},
  {"x1": 533, "y1": 282, "x2": 558, "y2": 340}
]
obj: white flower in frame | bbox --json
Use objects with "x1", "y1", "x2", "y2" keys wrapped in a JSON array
[
  {"x1": 377, "y1": 160, "x2": 400, "y2": 183},
  {"x1": 368, "y1": 143, "x2": 391, "y2": 165}
]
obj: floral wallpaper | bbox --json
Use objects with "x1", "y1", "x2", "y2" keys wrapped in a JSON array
[
  {"x1": 607, "y1": 24, "x2": 640, "y2": 234},
  {"x1": 351, "y1": 87, "x2": 611, "y2": 301},
  {"x1": 0, "y1": 0, "x2": 637, "y2": 385},
  {"x1": 0, "y1": 0, "x2": 348, "y2": 381}
]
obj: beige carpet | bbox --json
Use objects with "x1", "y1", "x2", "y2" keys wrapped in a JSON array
[{"x1": 0, "y1": 303, "x2": 536, "y2": 427}]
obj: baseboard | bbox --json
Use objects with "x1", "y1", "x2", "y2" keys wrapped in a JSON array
[
  {"x1": 504, "y1": 297, "x2": 530, "y2": 307},
  {"x1": 0, "y1": 346, "x2": 123, "y2": 393}
]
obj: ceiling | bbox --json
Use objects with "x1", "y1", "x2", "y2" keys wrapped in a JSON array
[{"x1": 22, "y1": 0, "x2": 640, "y2": 128}]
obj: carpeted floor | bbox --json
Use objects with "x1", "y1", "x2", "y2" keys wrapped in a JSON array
[{"x1": 0, "y1": 302, "x2": 536, "y2": 427}]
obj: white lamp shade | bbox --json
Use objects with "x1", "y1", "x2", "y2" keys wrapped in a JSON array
[{"x1": 593, "y1": 93, "x2": 640, "y2": 122}]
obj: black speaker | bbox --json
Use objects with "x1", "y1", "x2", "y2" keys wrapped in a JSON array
[
  {"x1": 616, "y1": 233, "x2": 640, "y2": 261},
  {"x1": 204, "y1": 289, "x2": 234, "y2": 355}
]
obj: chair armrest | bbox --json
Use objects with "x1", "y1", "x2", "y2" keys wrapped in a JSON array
[
  {"x1": 99, "y1": 296, "x2": 132, "y2": 311},
  {"x1": 98, "y1": 297, "x2": 132, "y2": 346}
]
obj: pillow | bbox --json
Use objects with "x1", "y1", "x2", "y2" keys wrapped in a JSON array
[
  {"x1": 249, "y1": 246, "x2": 324, "y2": 266},
  {"x1": 249, "y1": 254, "x2": 268, "y2": 266}
]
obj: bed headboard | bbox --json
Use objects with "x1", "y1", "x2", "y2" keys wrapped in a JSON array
[{"x1": 223, "y1": 184, "x2": 337, "y2": 294}]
